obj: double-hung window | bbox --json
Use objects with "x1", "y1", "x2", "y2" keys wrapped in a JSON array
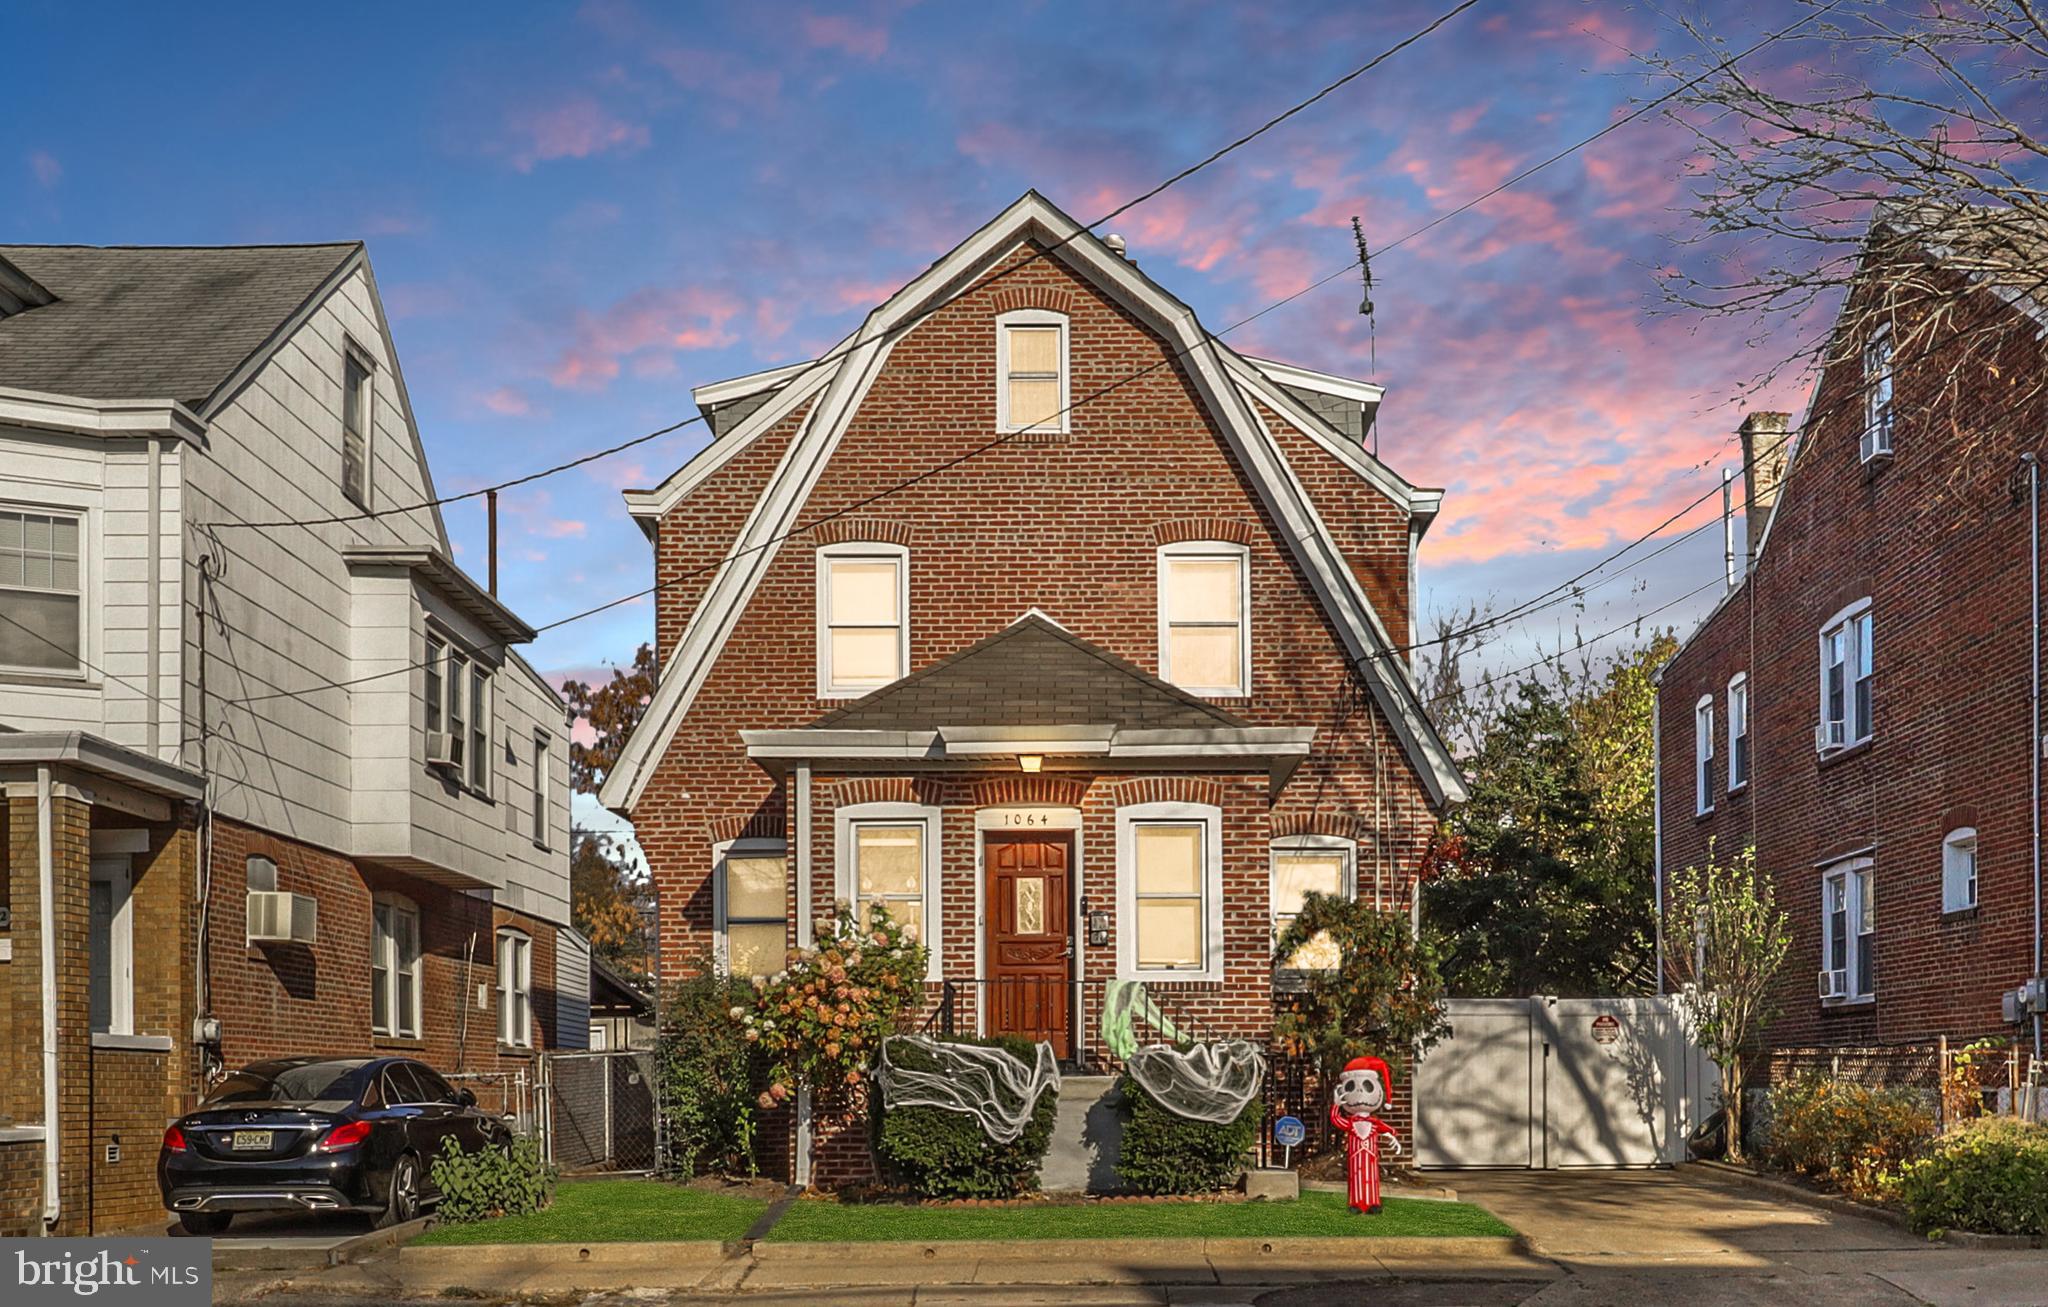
[
  {"x1": 496, "y1": 928, "x2": 532, "y2": 1048},
  {"x1": 1821, "y1": 859, "x2": 1875, "y2": 1002},
  {"x1": 1942, "y1": 828, "x2": 1978, "y2": 914},
  {"x1": 424, "y1": 634, "x2": 492, "y2": 791},
  {"x1": 1727, "y1": 674, "x2": 1750, "y2": 791},
  {"x1": 716, "y1": 841, "x2": 789, "y2": 978},
  {"x1": 835, "y1": 803, "x2": 941, "y2": 978},
  {"x1": 372, "y1": 894, "x2": 422, "y2": 1038},
  {"x1": 1270, "y1": 837, "x2": 1355, "y2": 973},
  {"x1": 467, "y1": 663, "x2": 489, "y2": 792},
  {"x1": 1861, "y1": 323, "x2": 1893, "y2": 461},
  {"x1": 342, "y1": 344, "x2": 375, "y2": 507},
  {"x1": 1694, "y1": 696, "x2": 1715, "y2": 815},
  {"x1": 1117, "y1": 802, "x2": 1224, "y2": 982},
  {"x1": 817, "y1": 543, "x2": 908, "y2": 696},
  {"x1": 1818, "y1": 602, "x2": 1874, "y2": 751},
  {"x1": 1159, "y1": 541, "x2": 1250, "y2": 696},
  {"x1": 996, "y1": 309, "x2": 1068, "y2": 433},
  {"x1": 531, "y1": 734, "x2": 550, "y2": 848},
  {"x1": 0, "y1": 507, "x2": 83, "y2": 675}
]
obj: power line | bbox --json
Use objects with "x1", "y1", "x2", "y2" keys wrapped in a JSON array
[{"x1": 217, "y1": 0, "x2": 1485, "y2": 533}]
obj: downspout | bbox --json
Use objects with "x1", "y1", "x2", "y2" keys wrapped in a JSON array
[
  {"x1": 1653, "y1": 681, "x2": 1665, "y2": 995},
  {"x1": 2027, "y1": 453, "x2": 2043, "y2": 1061},
  {"x1": 146, "y1": 437, "x2": 162, "y2": 759},
  {"x1": 792, "y1": 763, "x2": 813, "y2": 1188},
  {"x1": 37, "y1": 764, "x2": 61, "y2": 1233}
]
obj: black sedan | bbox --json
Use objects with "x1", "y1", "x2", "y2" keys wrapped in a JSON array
[{"x1": 159, "y1": 1055, "x2": 511, "y2": 1233}]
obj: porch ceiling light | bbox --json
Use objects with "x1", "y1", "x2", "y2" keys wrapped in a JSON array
[{"x1": 1017, "y1": 754, "x2": 1044, "y2": 773}]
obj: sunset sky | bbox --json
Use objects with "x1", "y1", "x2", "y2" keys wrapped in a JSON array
[{"x1": 6, "y1": 0, "x2": 1821, "y2": 718}]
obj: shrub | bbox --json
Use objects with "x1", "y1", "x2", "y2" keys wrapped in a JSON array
[
  {"x1": 430, "y1": 1134, "x2": 555, "y2": 1223},
  {"x1": 655, "y1": 967, "x2": 761, "y2": 1176},
  {"x1": 1898, "y1": 1117, "x2": 2048, "y2": 1236},
  {"x1": 742, "y1": 903, "x2": 928, "y2": 1103},
  {"x1": 1115, "y1": 1072, "x2": 1258, "y2": 1195},
  {"x1": 1762, "y1": 1073, "x2": 1934, "y2": 1203},
  {"x1": 871, "y1": 1035, "x2": 1059, "y2": 1199}
]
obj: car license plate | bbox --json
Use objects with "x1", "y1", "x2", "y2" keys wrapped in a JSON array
[{"x1": 231, "y1": 1130, "x2": 273, "y2": 1151}]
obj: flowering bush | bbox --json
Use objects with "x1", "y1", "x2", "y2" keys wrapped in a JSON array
[
  {"x1": 740, "y1": 902, "x2": 927, "y2": 1105},
  {"x1": 1898, "y1": 1117, "x2": 2048, "y2": 1236},
  {"x1": 1762, "y1": 1073, "x2": 1934, "y2": 1203}
]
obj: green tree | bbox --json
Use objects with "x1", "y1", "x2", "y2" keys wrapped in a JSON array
[
  {"x1": 1272, "y1": 896, "x2": 1450, "y2": 1084},
  {"x1": 1668, "y1": 842, "x2": 1792, "y2": 1163}
]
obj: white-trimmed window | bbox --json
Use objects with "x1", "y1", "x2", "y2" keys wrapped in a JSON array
[
  {"x1": 996, "y1": 309, "x2": 1068, "y2": 433},
  {"x1": 1818, "y1": 601, "x2": 1874, "y2": 751},
  {"x1": 342, "y1": 342, "x2": 375, "y2": 507},
  {"x1": 1158, "y1": 541, "x2": 1250, "y2": 697},
  {"x1": 817, "y1": 542, "x2": 908, "y2": 697},
  {"x1": 372, "y1": 893, "x2": 423, "y2": 1038},
  {"x1": 1116, "y1": 801, "x2": 1224, "y2": 982},
  {"x1": 88, "y1": 856, "x2": 134, "y2": 1036},
  {"x1": 1942, "y1": 828, "x2": 1978, "y2": 914},
  {"x1": 496, "y1": 928, "x2": 532, "y2": 1048},
  {"x1": 715, "y1": 839, "x2": 789, "y2": 979},
  {"x1": 1270, "y1": 835, "x2": 1355, "y2": 973},
  {"x1": 1695, "y1": 696, "x2": 1715, "y2": 815},
  {"x1": 0, "y1": 506, "x2": 83, "y2": 676},
  {"x1": 467, "y1": 662, "x2": 490, "y2": 792},
  {"x1": 531, "y1": 733, "x2": 551, "y2": 848},
  {"x1": 1862, "y1": 322, "x2": 1893, "y2": 461},
  {"x1": 424, "y1": 633, "x2": 492, "y2": 790},
  {"x1": 1727, "y1": 674, "x2": 1750, "y2": 792},
  {"x1": 834, "y1": 803, "x2": 942, "y2": 979},
  {"x1": 1821, "y1": 859, "x2": 1875, "y2": 1002}
]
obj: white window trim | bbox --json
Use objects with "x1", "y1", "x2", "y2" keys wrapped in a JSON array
[
  {"x1": 1727, "y1": 673, "x2": 1750, "y2": 793},
  {"x1": 342, "y1": 339, "x2": 377, "y2": 509},
  {"x1": 1862, "y1": 322, "x2": 1893, "y2": 462},
  {"x1": 0, "y1": 500, "x2": 90, "y2": 682},
  {"x1": 424, "y1": 625, "x2": 494, "y2": 793},
  {"x1": 712, "y1": 836, "x2": 791, "y2": 977},
  {"x1": 496, "y1": 927, "x2": 532, "y2": 1048},
  {"x1": 833, "y1": 802, "x2": 943, "y2": 981},
  {"x1": 995, "y1": 308, "x2": 1070, "y2": 434},
  {"x1": 1817, "y1": 598, "x2": 1874, "y2": 752},
  {"x1": 531, "y1": 731, "x2": 552, "y2": 849},
  {"x1": 372, "y1": 892, "x2": 423, "y2": 1038},
  {"x1": 1269, "y1": 834, "x2": 1356, "y2": 977},
  {"x1": 89, "y1": 855, "x2": 134, "y2": 1036},
  {"x1": 1115, "y1": 800, "x2": 1225, "y2": 983},
  {"x1": 1157, "y1": 540, "x2": 1252, "y2": 698},
  {"x1": 1694, "y1": 695, "x2": 1715, "y2": 816},
  {"x1": 1943, "y1": 827, "x2": 1979, "y2": 914},
  {"x1": 815, "y1": 541, "x2": 911, "y2": 699},
  {"x1": 1820, "y1": 857, "x2": 1876, "y2": 1004}
]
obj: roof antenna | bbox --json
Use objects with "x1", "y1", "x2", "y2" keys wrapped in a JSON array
[{"x1": 1351, "y1": 216, "x2": 1377, "y2": 378}]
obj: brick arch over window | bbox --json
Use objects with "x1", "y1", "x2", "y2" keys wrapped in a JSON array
[
  {"x1": 824, "y1": 777, "x2": 947, "y2": 809},
  {"x1": 1940, "y1": 804, "x2": 1981, "y2": 833},
  {"x1": 1106, "y1": 777, "x2": 1225, "y2": 809},
  {"x1": 1152, "y1": 518, "x2": 1256, "y2": 547},
  {"x1": 1271, "y1": 809, "x2": 1377, "y2": 843},
  {"x1": 811, "y1": 517, "x2": 914, "y2": 547},
  {"x1": 989, "y1": 285, "x2": 1076, "y2": 316},
  {"x1": 971, "y1": 776, "x2": 1092, "y2": 809},
  {"x1": 708, "y1": 809, "x2": 785, "y2": 845}
]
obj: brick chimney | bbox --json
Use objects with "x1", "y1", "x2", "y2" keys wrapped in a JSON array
[{"x1": 1738, "y1": 411, "x2": 1793, "y2": 560}]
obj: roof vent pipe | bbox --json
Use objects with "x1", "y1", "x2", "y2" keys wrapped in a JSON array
[{"x1": 1103, "y1": 233, "x2": 1136, "y2": 265}]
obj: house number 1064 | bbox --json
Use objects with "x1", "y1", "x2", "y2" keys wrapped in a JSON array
[{"x1": 1002, "y1": 812, "x2": 1053, "y2": 827}]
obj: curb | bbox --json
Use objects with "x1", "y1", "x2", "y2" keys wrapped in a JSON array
[
  {"x1": 1929, "y1": 1228, "x2": 2045, "y2": 1250},
  {"x1": 1685, "y1": 1161, "x2": 1913, "y2": 1232},
  {"x1": 329, "y1": 1214, "x2": 434, "y2": 1266}
]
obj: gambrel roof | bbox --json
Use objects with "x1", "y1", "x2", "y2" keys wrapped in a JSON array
[{"x1": 599, "y1": 191, "x2": 1468, "y2": 812}]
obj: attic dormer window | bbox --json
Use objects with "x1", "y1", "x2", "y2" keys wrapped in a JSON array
[
  {"x1": 342, "y1": 343, "x2": 375, "y2": 508},
  {"x1": 997, "y1": 310, "x2": 1068, "y2": 433}
]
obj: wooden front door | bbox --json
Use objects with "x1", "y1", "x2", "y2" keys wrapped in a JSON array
[{"x1": 984, "y1": 832, "x2": 1072, "y2": 1058}]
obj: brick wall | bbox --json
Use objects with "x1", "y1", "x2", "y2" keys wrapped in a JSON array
[{"x1": 1659, "y1": 265, "x2": 2048, "y2": 1059}]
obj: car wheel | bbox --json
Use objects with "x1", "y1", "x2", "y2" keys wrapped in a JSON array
[
  {"x1": 177, "y1": 1211, "x2": 232, "y2": 1236},
  {"x1": 378, "y1": 1152, "x2": 422, "y2": 1229}
]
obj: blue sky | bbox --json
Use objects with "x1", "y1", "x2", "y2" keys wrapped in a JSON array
[{"x1": 7, "y1": 0, "x2": 1814, "y2": 699}]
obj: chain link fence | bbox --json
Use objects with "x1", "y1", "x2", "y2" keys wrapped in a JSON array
[{"x1": 541, "y1": 1050, "x2": 659, "y2": 1174}]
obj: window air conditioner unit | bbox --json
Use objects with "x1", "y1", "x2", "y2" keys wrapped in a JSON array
[
  {"x1": 247, "y1": 890, "x2": 318, "y2": 945},
  {"x1": 426, "y1": 730, "x2": 459, "y2": 770},
  {"x1": 1818, "y1": 968, "x2": 1850, "y2": 1001},
  {"x1": 1815, "y1": 720, "x2": 1846, "y2": 752}
]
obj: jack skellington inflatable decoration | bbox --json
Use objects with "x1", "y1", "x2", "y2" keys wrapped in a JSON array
[{"x1": 1328, "y1": 1055, "x2": 1401, "y2": 1213}]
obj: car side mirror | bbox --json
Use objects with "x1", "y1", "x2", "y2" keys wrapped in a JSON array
[{"x1": 456, "y1": 1087, "x2": 477, "y2": 1107}]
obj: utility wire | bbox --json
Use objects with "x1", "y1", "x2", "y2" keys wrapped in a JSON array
[{"x1": 217, "y1": 0, "x2": 1484, "y2": 533}]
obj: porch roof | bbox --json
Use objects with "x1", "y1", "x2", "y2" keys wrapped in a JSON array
[{"x1": 0, "y1": 729, "x2": 205, "y2": 801}]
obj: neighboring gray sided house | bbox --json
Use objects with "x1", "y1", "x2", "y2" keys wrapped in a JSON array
[{"x1": 0, "y1": 243, "x2": 581, "y2": 1235}]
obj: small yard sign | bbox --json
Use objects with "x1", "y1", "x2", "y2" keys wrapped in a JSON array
[
  {"x1": 1273, "y1": 1114, "x2": 1305, "y2": 1168},
  {"x1": 1591, "y1": 1014, "x2": 1621, "y2": 1045}
]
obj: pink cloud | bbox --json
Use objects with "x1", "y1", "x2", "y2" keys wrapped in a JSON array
[
  {"x1": 508, "y1": 98, "x2": 650, "y2": 172},
  {"x1": 28, "y1": 151, "x2": 60, "y2": 188},
  {"x1": 549, "y1": 284, "x2": 746, "y2": 390},
  {"x1": 801, "y1": 11, "x2": 889, "y2": 59},
  {"x1": 647, "y1": 44, "x2": 783, "y2": 104},
  {"x1": 480, "y1": 386, "x2": 537, "y2": 417}
]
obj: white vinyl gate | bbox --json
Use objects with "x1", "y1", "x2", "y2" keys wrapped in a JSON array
[{"x1": 1413, "y1": 996, "x2": 1716, "y2": 1168}]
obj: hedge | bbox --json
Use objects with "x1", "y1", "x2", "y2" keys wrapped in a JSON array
[
  {"x1": 1760, "y1": 1073, "x2": 1933, "y2": 1204},
  {"x1": 1115, "y1": 1074, "x2": 1258, "y2": 1195},
  {"x1": 871, "y1": 1035, "x2": 1059, "y2": 1199},
  {"x1": 1898, "y1": 1117, "x2": 2048, "y2": 1236}
]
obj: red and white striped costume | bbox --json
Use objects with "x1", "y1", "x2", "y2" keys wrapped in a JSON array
[{"x1": 1329, "y1": 1100, "x2": 1399, "y2": 1212}]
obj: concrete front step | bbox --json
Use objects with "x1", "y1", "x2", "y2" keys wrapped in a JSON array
[{"x1": 1042, "y1": 1074, "x2": 1122, "y2": 1193}]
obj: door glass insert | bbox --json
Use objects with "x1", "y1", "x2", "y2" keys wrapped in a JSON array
[{"x1": 1015, "y1": 876, "x2": 1045, "y2": 934}]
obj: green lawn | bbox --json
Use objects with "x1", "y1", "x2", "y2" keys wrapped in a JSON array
[
  {"x1": 413, "y1": 1179, "x2": 769, "y2": 1245},
  {"x1": 765, "y1": 1191, "x2": 1514, "y2": 1242}
]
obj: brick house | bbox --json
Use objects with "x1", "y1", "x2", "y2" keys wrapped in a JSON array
[
  {"x1": 598, "y1": 192, "x2": 1467, "y2": 1182},
  {"x1": 1655, "y1": 208, "x2": 2048, "y2": 1092},
  {"x1": 0, "y1": 243, "x2": 583, "y2": 1234}
]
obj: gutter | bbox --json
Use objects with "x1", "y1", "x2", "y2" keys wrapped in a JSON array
[
  {"x1": 2028, "y1": 454, "x2": 2044, "y2": 1060},
  {"x1": 37, "y1": 764, "x2": 60, "y2": 1233}
]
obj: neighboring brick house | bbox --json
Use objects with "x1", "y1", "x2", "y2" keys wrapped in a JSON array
[
  {"x1": 599, "y1": 192, "x2": 1467, "y2": 1183},
  {"x1": 1655, "y1": 208, "x2": 2048, "y2": 1090},
  {"x1": 0, "y1": 244, "x2": 583, "y2": 1234}
]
